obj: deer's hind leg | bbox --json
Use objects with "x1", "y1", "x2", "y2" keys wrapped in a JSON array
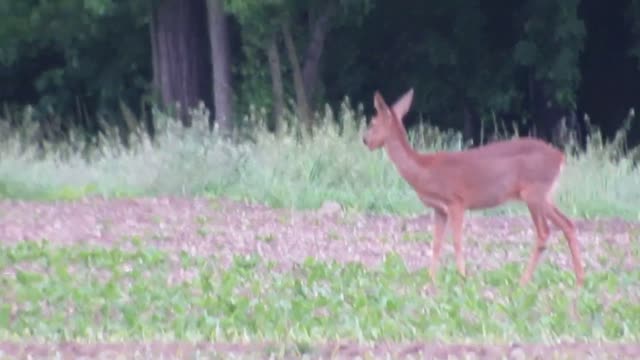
[
  {"x1": 519, "y1": 185, "x2": 552, "y2": 286},
  {"x1": 520, "y1": 202, "x2": 551, "y2": 286},
  {"x1": 544, "y1": 202, "x2": 585, "y2": 287}
]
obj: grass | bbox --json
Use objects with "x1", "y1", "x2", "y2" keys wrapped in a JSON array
[
  {"x1": 0, "y1": 240, "x2": 638, "y2": 343},
  {"x1": 1, "y1": 100, "x2": 639, "y2": 219}
]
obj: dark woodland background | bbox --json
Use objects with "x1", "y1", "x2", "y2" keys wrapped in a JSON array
[{"x1": 2, "y1": 0, "x2": 640, "y2": 147}]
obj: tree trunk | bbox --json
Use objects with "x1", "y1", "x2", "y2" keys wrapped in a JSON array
[
  {"x1": 150, "y1": 9, "x2": 160, "y2": 103},
  {"x1": 301, "y1": 2, "x2": 335, "y2": 106},
  {"x1": 463, "y1": 105, "x2": 474, "y2": 145},
  {"x1": 206, "y1": 0, "x2": 234, "y2": 135},
  {"x1": 150, "y1": 0, "x2": 212, "y2": 126},
  {"x1": 530, "y1": 78, "x2": 567, "y2": 144},
  {"x1": 266, "y1": 33, "x2": 285, "y2": 133},
  {"x1": 282, "y1": 22, "x2": 313, "y2": 133},
  {"x1": 462, "y1": 101, "x2": 480, "y2": 146},
  {"x1": 551, "y1": 110, "x2": 581, "y2": 150}
]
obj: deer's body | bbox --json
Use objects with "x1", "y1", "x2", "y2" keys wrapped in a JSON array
[
  {"x1": 388, "y1": 137, "x2": 564, "y2": 210},
  {"x1": 363, "y1": 89, "x2": 584, "y2": 287}
]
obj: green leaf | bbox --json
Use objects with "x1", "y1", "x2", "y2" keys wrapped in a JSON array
[
  {"x1": 16, "y1": 270, "x2": 43, "y2": 286},
  {"x1": 0, "y1": 304, "x2": 10, "y2": 328},
  {"x1": 514, "y1": 40, "x2": 538, "y2": 66}
]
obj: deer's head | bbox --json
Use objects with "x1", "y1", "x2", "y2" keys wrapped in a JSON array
[{"x1": 362, "y1": 88, "x2": 414, "y2": 150}]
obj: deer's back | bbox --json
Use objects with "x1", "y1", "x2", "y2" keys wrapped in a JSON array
[{"x1": 422, "y1": 137, "x2": 565, "y2": 208}]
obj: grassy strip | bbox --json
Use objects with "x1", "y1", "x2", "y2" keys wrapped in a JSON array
[
  {"x1": 0, "y1": 241, "x2": 638, "y2": 343},
  {"x1": 1, "y1": 102, "x2": 639, "y2": 219}
]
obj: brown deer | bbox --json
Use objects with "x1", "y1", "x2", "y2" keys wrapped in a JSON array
[{"x1": 362, "y1": 89, "x2": 585, "y2": 287}]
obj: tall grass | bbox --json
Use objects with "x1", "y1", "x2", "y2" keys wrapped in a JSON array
[{"x1": 0, "y1": 100, "x2": 638, "y2": 219}]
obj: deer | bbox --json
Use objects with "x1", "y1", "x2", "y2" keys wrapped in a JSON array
[{"x1": 362, "y1": 88, "x2": 585, "y2": 287}]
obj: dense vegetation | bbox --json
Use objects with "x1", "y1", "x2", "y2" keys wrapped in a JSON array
[{"x1": 2, "y1": 0, "x2": 640, "y2": 147}]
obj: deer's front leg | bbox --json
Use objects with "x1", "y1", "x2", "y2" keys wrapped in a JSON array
[
  {"x1": 430, "y1": 208, "x2": 447, "y2": 282},
  {"x1": 448, "y1": 203, "x2": 467, "y2": 278}
]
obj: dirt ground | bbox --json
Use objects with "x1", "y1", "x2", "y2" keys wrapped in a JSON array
[
  {"x1": 1, "y1": 340, "x2": 640, "y2": 359},
  {"x1": 0, "y1": 196, "x2": 639, "y2": 359}
]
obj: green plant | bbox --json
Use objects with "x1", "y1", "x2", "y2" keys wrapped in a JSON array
[{"x1": 0, "y1": 241, "x2": 638, "y2": 342}]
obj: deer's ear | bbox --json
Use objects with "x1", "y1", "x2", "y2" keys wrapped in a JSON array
[
  {"x1": 373, "y1": 91, "x2": 389, "y2": 113},
  {"x1": 391, "y1": 88, "x2": 414, "y2": 122}
]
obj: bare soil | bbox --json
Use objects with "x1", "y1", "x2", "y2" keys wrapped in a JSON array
[
  {"x1": 0, "y1": 196, "x2": 639, "y2": 359},
  {"x1": 1, "y1": 340, "x2": 640, "y2": 359}
]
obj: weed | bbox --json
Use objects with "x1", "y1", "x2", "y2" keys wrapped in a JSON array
[{"x1": 256, "y1": 233, "x2": 276, "y2": 243}]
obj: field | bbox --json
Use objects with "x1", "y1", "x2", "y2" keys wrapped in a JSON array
[
  {"x1": 1, "y1": 104, "x2": 640, "y2": 358},
  {"x1": 1, "y1": 196, "x2": 640, "y2": 358}
]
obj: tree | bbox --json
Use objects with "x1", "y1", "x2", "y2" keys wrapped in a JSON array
[
  {"x1": 225, "y1": 0, "x2": 371, "y2": 133},
  {"x1": 206, "y1": 0, "x2": 234, "y2": 135},
  {"x1": 628, "y1": 0, "x2": 640, "y2": 68},
  {"x1": 281, "y1": 19, "x2": 314, "y2": 133},
  {"x1": 150, "y1": 0, "x2": 212, "y2": 126},
  {"x1": 282, "y1": 0, "x2": 372, "y2": 131},
  {"x1": 4, "y1": 0, "x2": 639, "y2": 148},
  {"x1": 423, "y1": 0, "x2": 520, "y2": 144},
  {"x1": 513, "y1": 0, "x2": 586, "y2": 140},
  {"x1": 339, "y1": 0, "x2": 520, "y2": 145},
  {"x1": 266, "y1": 33, "x2": 285, "y2": 132},
  {"x1": 0, "y1": 0, "x2": 152, "y2": 127},
  {"x1": 225, "y1": 0, "x2": 288, "y2": 131}
]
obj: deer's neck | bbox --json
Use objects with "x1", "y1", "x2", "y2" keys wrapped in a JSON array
[{"x1": 383, "y1": 126, "x2": 428, "y2": 186}]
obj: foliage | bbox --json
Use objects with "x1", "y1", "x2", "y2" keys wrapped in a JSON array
[
  {"x1": 513, "y1": 0, "x2": 586, "y2": 108},
  {"x1": 2, "y1": 0, "x2": 639, "y2": 142},
  {"x1": 224, "y1": 0, "x2": 288, "y2": 115},
  {"x1": 327, "y1": 0, "x2": 524, "y2": 134},
  {"x1": 0, "y1": 0, "x2": 151, "y2": 120},
  {"x1": 224, "y1": 0, "x2": 284, "y2": 39},
  {"x1": 627, "y1": 0, "x2": 640, "y2": 66},
  {"x1": 224, "y1": 0, "x2": 373, "y2": 119}
]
